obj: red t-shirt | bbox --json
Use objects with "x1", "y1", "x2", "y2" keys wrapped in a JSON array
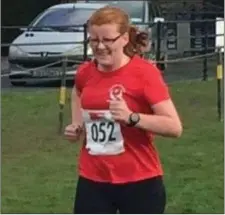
[{"x1": 75, "y1": 55, "x2": 170, "y2": 184}]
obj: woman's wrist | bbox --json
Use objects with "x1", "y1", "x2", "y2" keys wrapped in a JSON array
[{"x1": 126, "y1": 112, "x2": 141, "y2": 127}]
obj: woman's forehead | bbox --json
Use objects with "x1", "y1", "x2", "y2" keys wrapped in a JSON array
[{"x1": 89, "y1": 24, "x2": 120, "y2": 37}]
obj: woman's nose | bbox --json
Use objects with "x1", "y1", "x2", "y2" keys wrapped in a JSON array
[{"x1": 96, "y1": 41, "x2": 106, "y2": 49}]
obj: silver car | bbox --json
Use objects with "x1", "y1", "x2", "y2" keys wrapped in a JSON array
[{"x1": 8, "y1": 1, "x2": 163, "y2": 86}]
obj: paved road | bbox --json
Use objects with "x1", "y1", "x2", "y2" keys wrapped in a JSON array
[{"x1": 1, "y1": 75, "x2": 73, "y2": 91}]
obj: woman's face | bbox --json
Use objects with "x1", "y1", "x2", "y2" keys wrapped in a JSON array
[{"x1": 88, "y1": 23, "x2": 129, "y2": 67}]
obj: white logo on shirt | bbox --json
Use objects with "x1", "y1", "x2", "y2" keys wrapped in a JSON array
[{"x1": 109, "y1": 84, "x2": 125, "y2": 100}]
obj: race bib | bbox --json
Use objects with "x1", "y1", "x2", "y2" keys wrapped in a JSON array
[{"x1": 85, "y1": 120, "x2": 125, "y2": 155}]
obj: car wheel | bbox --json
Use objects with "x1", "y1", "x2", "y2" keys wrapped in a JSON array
[{"x1": 10, "y1": 81, "x2": 26, "y2": 86}]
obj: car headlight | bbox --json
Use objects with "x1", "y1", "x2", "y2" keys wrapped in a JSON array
[{"x1": 9, "y1": 46, "x2": 28, "y2": 58}]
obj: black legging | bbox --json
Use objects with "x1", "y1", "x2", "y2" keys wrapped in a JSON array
[{"x1": 74, "y1": 176, "x2": 166, "y2": 214}]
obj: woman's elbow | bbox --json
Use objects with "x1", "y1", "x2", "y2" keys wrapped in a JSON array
[{"x1": 171, "y1": 122, "x2": 183, "y2": 138}]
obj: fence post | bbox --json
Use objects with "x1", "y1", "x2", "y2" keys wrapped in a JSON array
[
  {"x1": 83, "y1": 23, "x2": 88, "y2": 61},
  {"x1": 156, "y1": 21, "x2": 161, "y2": 70},
  {"x1": 216, "y1": 48, "x2": 223, "y2": 122},
  {"x1": 58, "y1": 57, "x2": 67, "y2": 134},
  {"x1": 202, "y1": 21, "x2": 208, "y2": 81}
]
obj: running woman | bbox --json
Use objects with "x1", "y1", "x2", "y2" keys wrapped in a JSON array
[{"x1": 64, "y1": 6, "x2": 182, "y2": 214}]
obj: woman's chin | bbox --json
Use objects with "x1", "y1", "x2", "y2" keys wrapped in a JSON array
[{"x1": 95, "y1": 56, "x2": 112, "y2": 66}]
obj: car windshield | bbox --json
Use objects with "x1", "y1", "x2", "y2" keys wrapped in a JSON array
[
  {"x1": 99, "y1": 1, "x2": 144, "y2": 21},
  {"x1": 32, "y1": 7, "x2": 96, "y2": 29},
  {"x1": 30, "y1": 1, "x2": 145, "y2": 31}
]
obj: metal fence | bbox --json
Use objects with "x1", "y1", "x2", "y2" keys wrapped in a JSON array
[
  {"x1": 151, "y1": 18, "x2": 224, "y2": 83},
  {"x1": 1, "y1": 18, "x2": 224, "y2": 83},
  {"x1": 1, "y1": 18, "x2": 224, "y2": 131}
]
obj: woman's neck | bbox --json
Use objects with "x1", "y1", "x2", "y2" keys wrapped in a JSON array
[{"x1": 98, "y1": 54, "x2": 131, "y2": 72}]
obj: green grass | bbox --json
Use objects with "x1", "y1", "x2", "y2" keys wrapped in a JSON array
[{"x1": 2, "y1": 80, "x2": 224, "y2": 214}]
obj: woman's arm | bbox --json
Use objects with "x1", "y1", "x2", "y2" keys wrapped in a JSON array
[
  {"x1": 135, "y1": 99, "x2": 182, "y2": 138},
  {"x1": 71, "y1": 86, "x2": 83, "y2": 126},
  {"x1": 137, "y1": 62, "x2": 182, "y2": 138}
]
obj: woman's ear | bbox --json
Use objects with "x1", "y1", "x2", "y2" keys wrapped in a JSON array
[{"x1": 121, "y1": 32, "x2": 129, "y2": 47}]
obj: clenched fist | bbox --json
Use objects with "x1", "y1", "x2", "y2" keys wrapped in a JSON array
[
  {"x1": 64, "y1": 123, "x2": 83, "y2": 142},
  {"x1": 108, "y1": 97, "x2": 132, "y2": 124}
]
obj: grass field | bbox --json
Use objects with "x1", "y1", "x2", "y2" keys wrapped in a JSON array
[{"x1": 2, "y1": 80, "x2": 224, "y2": 214}]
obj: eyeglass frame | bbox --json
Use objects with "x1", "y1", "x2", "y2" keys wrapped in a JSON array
[{"x1": 88, "y1": 34, "x2": 123, "y2": 47}]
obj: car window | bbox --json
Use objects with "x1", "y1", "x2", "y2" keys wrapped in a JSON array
[
  {"x1": 89, "y1": 1, "x2": 144, "y2": 21},
  {"x1": 33, "y1": 8, "x2": 96, "y2": 27},
  {"x1": 110, "y1": 1, "x2": 144, "y2": 20}
]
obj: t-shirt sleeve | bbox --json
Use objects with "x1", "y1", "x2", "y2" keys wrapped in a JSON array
[
  {"x1": 74, "y1": 62, "x2": 90, "y2": 94},
  {"x1": 143, "y1": 63, "x2": 170, "y2": 106}
]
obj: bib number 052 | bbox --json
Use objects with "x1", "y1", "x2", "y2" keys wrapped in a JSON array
[{"x1": 91, "y1": 121, "x2": 116, "y2": 143}]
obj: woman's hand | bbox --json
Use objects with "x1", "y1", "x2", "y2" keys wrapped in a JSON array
[
  {"x1": 108, "y1": 97, "x2": 132, "y2": 124},
  {"x1": 64, "y1": 124, "x2": 83, "y2": 142}
]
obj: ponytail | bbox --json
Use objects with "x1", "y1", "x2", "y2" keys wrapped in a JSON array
[{"x1": 123, "y1": 25, "x2": 149, "y2": 57}]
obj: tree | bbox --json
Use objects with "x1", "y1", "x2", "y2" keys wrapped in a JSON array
[{"x1": 2, "y1": 0, "x2": 58, "y2": 56}]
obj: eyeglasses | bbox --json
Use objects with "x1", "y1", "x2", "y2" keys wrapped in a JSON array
[{"x1": 88, "y1": 34, "x2": 122, "y2": 47}]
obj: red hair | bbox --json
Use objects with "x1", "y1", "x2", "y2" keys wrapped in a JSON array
[{"x1": 88, "y1": 6, "x2": 149, "y2": 57}]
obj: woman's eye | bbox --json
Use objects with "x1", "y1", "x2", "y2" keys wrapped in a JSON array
[
  {"x1": 90, "y1": 38, "x2": 98, "y2": 42},
  {"x1": 103, "y1": 38, "x2": 113, "y2": 42}
]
